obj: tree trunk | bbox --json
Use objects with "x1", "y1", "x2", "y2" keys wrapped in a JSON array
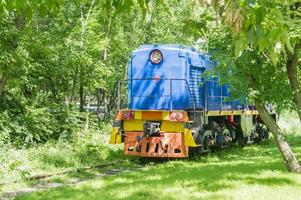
[
  {"x1": 70, "y1": 65, "x2": 79, "y2": 103},
  {"x1": 0, "y1": 72, "x2": 8, "y2": 98},
  {"x1": 246, "y1": 74, "x2": 301, "y2": 172},
  {"x1": 255, "y1": 99, "x2": 301, "y2": 172},
  {"x1": 79, "y1": 3, "x2": 85, "y2": 112},
  {"x1": 100, "y1": 9, "x2": 113, "y2": 60},
  {"x1": 99, "y1": 89, "x2": 109, "y2": 120},
  {"x1": 96, "y1": 89, "x2": 101, "y2": 113},
  {"x1": 143, "y1": 0, "x2": 156, "y2": 43},
  {"x1": 84, "y1": 112, "x2": 89, "y2": 133},
  {"x1": 145, "y1": 0, "x2": 155, "y2": 25},
  {"x1": 286, "y1": 41, "x2": 301, "y2": 123},
  {"x1": 79, "y1": 72, "x2": 85, "y2": 112}
]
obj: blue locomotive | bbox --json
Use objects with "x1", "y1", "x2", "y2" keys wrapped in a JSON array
[{"x1": 109, "y1": 44, "x2": 266, "y2": 157}]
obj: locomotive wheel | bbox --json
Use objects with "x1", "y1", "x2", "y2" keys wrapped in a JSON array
[
  {"x1": 252, "y1": 131, "x2": 261, "y2": 143},
  {"x1": 189, "y1": 127, "x2": 204, "y2": 157},
  {"x1": 225, "y1": 140, "x2": 231, "y2": 148},
  {"x1": 192, "y1": 127, "x2": 202, "y2": 145},
  {"x1": 255, "y1": 124, "x2": 269, "y2": 142},
  {"x1": 222, "y1": 129, "x2": 232, "y2": 148},
  {"x1": 215, "y1": 134, "x2": 224, "y2": 151},
  {"x1": 236, "y1": 124, "x2": 246, "y2": 147},
  {"x1": 188, "y1": 146, "x2": 203, "y2": 157},
  {"x1": 203, "y1": 135, "x2": 213, "y2": 152},
  {"x1": 231, "y1": 138, "x2": 237, "y2": 143}
]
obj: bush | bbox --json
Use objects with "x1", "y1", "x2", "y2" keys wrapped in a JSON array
[{"x1": 0, "y1": 93, "x2": 100, "y2": 146}]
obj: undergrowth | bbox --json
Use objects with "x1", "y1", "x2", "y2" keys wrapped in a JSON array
[{"x1": 0, "y1": 120, "x2": 126, "y2": 193}]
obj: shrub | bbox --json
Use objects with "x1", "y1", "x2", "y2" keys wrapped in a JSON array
[{"x1": 0, "y1": 94, "x2": 100, "y2": 147}]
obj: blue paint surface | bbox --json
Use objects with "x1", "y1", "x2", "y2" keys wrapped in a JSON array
[{"x1": 128, "y1": 44, "x2": 246, "y2": 111}]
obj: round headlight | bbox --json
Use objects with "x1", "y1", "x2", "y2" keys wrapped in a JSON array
[
  {"x1": 169, "y1": 112, "x2": 185, "y2": 122},
  {"x1": 150, "y1": 49, "x2": 163, "y2": 64}
]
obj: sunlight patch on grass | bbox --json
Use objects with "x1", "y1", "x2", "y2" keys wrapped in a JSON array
[{"x1": 228, "y1": 184, "x2": 301, "y2": 200}]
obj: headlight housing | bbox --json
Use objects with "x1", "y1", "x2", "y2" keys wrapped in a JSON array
[
  {"x1": 150, "y1": 49, "x2": 163, "y2": 64},
  {"x1": 121, "y1": 111, "x2": 135, "y2": 120},
  {"x1": 169, "y1": 112, "x2": 185, "y2": 122}
]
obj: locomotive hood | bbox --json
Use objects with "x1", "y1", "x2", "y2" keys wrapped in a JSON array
[{"x1": 127, "y1": 44, "x2": 244, "y2": 111}]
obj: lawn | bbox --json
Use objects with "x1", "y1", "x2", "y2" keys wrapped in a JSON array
[{"x1": 15, "y1": 134, "x2": 301, "y2": 200}]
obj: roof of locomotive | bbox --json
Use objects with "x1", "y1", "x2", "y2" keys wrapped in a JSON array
[{"x1": 135, "y1": 44, "x2": 197, "y2": 52}]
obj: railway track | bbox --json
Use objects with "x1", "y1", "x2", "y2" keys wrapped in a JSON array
[{"x1": 0, "y1": 159, "x2": 148, "y2": 200}]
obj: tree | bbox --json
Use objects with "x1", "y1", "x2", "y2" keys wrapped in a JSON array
[
  {"x1": 0, "y1": 0, "x2": 65, "y2": 99},
  {"x1": 210, "y1": 0, "x2": 301, "y2": 122},
  {"x1": 0, "y1": 0, "x2": 199, "y2": 144},
  {"x1": 197, "y1": 0, "x2": 301, "y2": 172}
]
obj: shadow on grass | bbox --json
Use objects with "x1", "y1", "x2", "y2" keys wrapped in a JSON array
[
  {"x1": 245, "y1": 176, "x2": 295, "y2": 185},
  {"x1": 16, "y1": 135, "x2": 301, "y2": 200},
  {"x1": 68, "y1": 170, "x2": 96, "y2": 179}
]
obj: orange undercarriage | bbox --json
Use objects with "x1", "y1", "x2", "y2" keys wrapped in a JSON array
[{"x1": 124, "y1": 132, "x2": 188, "y2": 158}]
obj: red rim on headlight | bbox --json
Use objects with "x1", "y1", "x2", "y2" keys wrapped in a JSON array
[{"x1": 150, "y1": 49, "x2": 163, "y2": 64}]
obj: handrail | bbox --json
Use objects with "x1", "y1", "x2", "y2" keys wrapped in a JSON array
[
  {"x1": 110, "y1": 78, "x2": 255, "y2": 121},
  {"x1": 204, "y1": 81, "x2": 252, "y2": 111},
  {"x1": 116, "y1": 78, "x2": 196, "y2": 115}
]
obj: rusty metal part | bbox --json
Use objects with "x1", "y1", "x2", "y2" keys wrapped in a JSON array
[{"x1": 124, "y1": 132, "x2": 188, "y2": 157}]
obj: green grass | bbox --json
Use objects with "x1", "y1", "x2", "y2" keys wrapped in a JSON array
[
  {"x1": 0, "y1": 130, "x2": 127, "y2": 194},
  {"x1": 14, "y1": 134, "x2": 301, "y2": 200},
  {"x1": 3, "y1": 113, "x2": 301, "y2": 199}
]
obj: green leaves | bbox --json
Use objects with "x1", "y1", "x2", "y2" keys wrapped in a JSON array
[
  {"x1": 270, "y1": 7, "x2": 284, "y2": 21},
  {"x1": 137, "y1": 0, "x2": 148, "y2": 17},
  {"x1": 0, "y1": 0, "x2": 209, "y2": 146},
  {"x1": 0, "y1": 0, "x2": 63, "y2": 18},
  {"x1": 15, "y1": 0, "x2": 27, "y2": 11},
  {"x1": 45, "y1": 0, "x2": 56, "y2": 10},
  {"x1": 207, "y1": 0, "x2": 301, "y2": 117},
  {"x1": 223, "y1": 2, "x2": 297, "y2": 65},
  {"x1": 235, "y1": 37, "x2": 247, "y2": 57},
  {"x1": 254, "y1": 6, "x2": 266, "y2": 24},
  {"x1": 269, "y1": 51, "x2": 278, "y2": 65},
  {"x1": 182, "y1": 19, "x2": 206, "y2": 37}
]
